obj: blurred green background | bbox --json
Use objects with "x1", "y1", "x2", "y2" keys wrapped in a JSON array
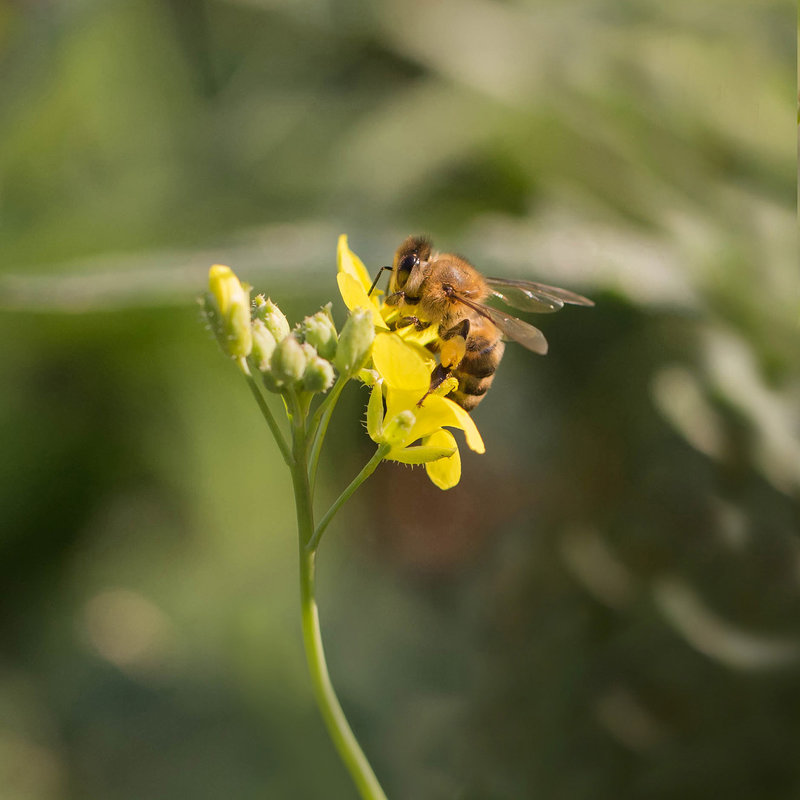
[{"x1": 1, "y1": 1, "x2": 797, "y2": 798}]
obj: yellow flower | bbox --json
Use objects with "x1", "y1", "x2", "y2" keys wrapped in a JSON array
[
  {"x1": 337, "y1": 235, "x2": 485, "y2": 490},
  {"x1": 337, "y1": 234, "x2": 439, "y2": 348}
]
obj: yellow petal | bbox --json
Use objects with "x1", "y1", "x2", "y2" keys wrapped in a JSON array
[
  {"x1": 423, "y1": 430, "x2": 461, "y2": 490},
  {"x1": 366, "y1": 382, "x2": 384, "y2": 441},
  {"x1": 388, "y1": 443, "x2": 457, "y2": 465},
  {"x1": 387, "y1": 391, "x2": 485, "y2": 453},
  {"x1": 395, "y1": 322, "x2": 440, "y2": 348},
  {"x1": 442, "y1": 397, "x2": 485, "y2": 453},
  {"x1": 337, "y1": 234, "x2": 372, "y2": 290},
  {"x1": 372, "y1": 332, "x2": 431, "y2": 390},
  {"x1": 336, "y1": 273, "x2": 388, "y2": 329}
]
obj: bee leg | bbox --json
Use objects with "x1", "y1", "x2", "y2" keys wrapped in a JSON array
[
  {"x1": 416, "y1": 319, "x2": 470, "y2": 406},
  {"x1": 385, "y1": 291, "x2": 420, "y2": 306},
  {"x1": 384, "y1": 291, "x2": 402, "y2": 306},
  {"x1": 439, "y1": 319, "x2": 470, "y2": 370},
  {"x1": 417, "y1": 364, "x2": 452, "y2": 407},
  {"x1": 396, "y1": 316, "x2": 429, "y2": 331}
]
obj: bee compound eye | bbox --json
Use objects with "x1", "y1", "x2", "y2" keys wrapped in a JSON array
[
  {"x1": 395, "y1": 253, "x2": 418, "y2": 289},
  {"x1": 399, "y1": 253, "x2": 418, "y2": 271}
]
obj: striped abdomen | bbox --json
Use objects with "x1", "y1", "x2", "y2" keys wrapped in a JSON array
[{"x1": 448, "y1": 333, "x2": 505, "y2": 411}]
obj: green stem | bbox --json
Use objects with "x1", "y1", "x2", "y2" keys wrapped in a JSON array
[
  {"x1": 308, "y1": 444, "x2": 390, "y2": 552},
  {"x1": 307, "y1": 374, "x2": 348, "y2": 490},
  {"x1": 299, "y1": 548, "x2": 388, "y2": 800},
  {"x1": 290, "y1": 425, "x2": 388, "y2": 800},
  {"x1": 308, "y1": 374, "x2": 347, "y2": 445},
  {"x1": 245, "y1": 374, "x2": 293, "y2": 467}
]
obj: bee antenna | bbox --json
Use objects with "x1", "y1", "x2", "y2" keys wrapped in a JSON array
[{"x1": 368, "y1": 266, "x2": 393, "y2": 297}]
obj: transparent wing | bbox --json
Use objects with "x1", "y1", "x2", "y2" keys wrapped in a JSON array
[
  {"x1": 485, "y1": 276, "x2": 594, "y2": 314},
  {"x1": 454, "y1": 293, "x2": 549, "y2": 355}
]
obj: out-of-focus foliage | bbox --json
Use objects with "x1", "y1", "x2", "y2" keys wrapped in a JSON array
[{"x1": 0, "y1": 1, "x2": 796, "y2": 799}]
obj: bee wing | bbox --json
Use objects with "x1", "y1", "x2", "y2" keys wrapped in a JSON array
[
  {"x1": 485, "y1": 277, "x2": 595, "y2": 314},
  {"x1": 453, "y1": 293, "x2": 549, "y2": 355}
]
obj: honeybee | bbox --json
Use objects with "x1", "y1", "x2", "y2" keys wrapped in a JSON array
[{"x1": 370, "y1": 235, "x2": 594, "y2": 411}]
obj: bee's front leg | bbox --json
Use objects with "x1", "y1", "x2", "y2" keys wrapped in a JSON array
[
  {"x1": 396, "y1": 315, "x2": 430, "y2": 331},
  {"x1": 384, "y1": 291, "x2": 403, "y2": 306},
  {"x1": 385, "y1": 291, "x2": 420, "y2": 307}
]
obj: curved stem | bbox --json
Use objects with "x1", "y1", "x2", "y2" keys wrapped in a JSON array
[
  {"x1": 308, "y1": 444, "x2": 390, "y2": 552},
  {"x1": 290, "y1": 429, "x2": 388, "y2": 800},
  {"x1": 299, "y1": 547, "x2": 388, "y2": 800}
]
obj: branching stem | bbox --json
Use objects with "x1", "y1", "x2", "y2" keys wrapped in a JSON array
[
  {"x1": 308, "y1": 444, "x2": 390, "y2": 552},
  {"x1": 307, "y1": 374, "x2": 348, "y2": 490}
]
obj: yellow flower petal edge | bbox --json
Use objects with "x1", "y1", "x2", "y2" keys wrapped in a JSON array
[
  {"x1": 441, "y1": 397, "x2": 485, "y2": 454},
  {"x1": 337, "y1": 234, "x2": 372, "y2": 290},
  {"x1": 366, "y1": 382, "x2": 384, "y2": 441},
  {"x1": 336, "y1": 272, "x2": 388, "y2": 329},
  {"x1": 388, "y1": 442, "x2": 457, "y2": 465},
  {"x1": 423, "y1": 430, "x2": 461, "y2": 490}
]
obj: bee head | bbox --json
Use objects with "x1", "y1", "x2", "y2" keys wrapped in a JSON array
[{"x1": 392, "y1": 235, "x2": 432, "y2": 291}]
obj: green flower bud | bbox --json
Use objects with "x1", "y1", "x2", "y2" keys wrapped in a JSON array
[
  {"x1": 381, "y1": 410, "x2": 415, "y2": 447},
  {"x1": 335, "y1": 308, "x2": 375, "y2": 377},
  {"x1": 358, "y1": 368, "x2": 379, "y2": 386},
  {"x1": 207, "y1": 265, "x2": 252, "y2": 360},
  {"x1": 299, "y1": 308, "x2": 338, "y2": 360},
  {"x1": 299, "y1": 341, "x2": 318, "y2": 365},
  {"x1": 253, "y1": 294, "x2": 290, "y2": 342},
  {"x1": 270, "y1": 334, "x2": 308, "y2": 386},
  {"x1": 303, "y1": 355, "x2": 335, "y2": 393},
  {"x1": 250, "y1": 319, "x2": 277, "y2": 372}
]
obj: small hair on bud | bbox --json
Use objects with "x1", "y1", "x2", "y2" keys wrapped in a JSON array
[
  {"x1": 320, "y1": 302, "x2": 335, "y2": 323},
  {"x1": 253, "y1": 295, "x2": 291, "y2": 342},
  {"x1": 303, "y1": 356, "x2": 336, "y2": 393},
  {"x1": 299, "y1": 309, "x2": 338, "y2": 360}
]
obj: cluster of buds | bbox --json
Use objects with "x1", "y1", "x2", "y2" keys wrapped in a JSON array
[{"x1": 204, "y1": 265, "x2": 374, "y2": 397}]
